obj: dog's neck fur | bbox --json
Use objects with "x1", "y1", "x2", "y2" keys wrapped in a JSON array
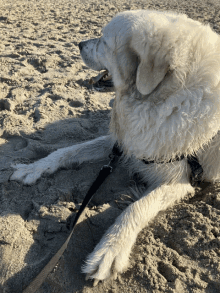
[{"x1": 110, "y1": 77, "x2": 220, "y2": 162}]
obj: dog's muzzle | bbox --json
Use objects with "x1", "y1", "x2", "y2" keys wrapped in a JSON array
[
  {"x1": 78, "y1": 38, "x2": 106, "y2": 72},
  {"x1": 78, "y1": 41, "x2": 85, "y2": 52}
]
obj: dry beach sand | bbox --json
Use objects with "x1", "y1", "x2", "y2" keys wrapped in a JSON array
[{"x1": 1, "y1": 0, "x2": 220, "y2": 292}]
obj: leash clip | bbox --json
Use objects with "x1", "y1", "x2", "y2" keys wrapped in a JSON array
[
  {"x1": 101, "y1": 159, "x2": 113, "y2": 173},
  {"x1": 101, "y1": 163, "x2": 113, "y2": 172}
]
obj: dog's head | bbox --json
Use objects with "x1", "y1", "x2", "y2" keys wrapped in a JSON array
[{"x1": 79, "y1": 10, "x2": 188, "y2": 96}]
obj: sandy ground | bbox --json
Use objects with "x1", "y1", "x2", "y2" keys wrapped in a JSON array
[{"x1": 1, "y1": 0, "x2": 220, "y2": 292}]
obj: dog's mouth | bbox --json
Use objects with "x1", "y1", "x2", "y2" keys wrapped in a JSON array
[{"x1": 89, "y1": 70, "x2": 112, "y2": 85}]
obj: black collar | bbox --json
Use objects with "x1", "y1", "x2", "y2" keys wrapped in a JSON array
[
  {"x1": 143, "y1": 154, "x2": 203, "y2": 186},
  {"x1": 112, "y1": 143, "x2": 203, "y2": 186},
  {"x1": 142, "y1": 154, "x2": 185, "y2": 165}
]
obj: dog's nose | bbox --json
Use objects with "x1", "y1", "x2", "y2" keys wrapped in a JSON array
[{"x1": 78, "y1": 41, "x2": 83, "y2": 51}]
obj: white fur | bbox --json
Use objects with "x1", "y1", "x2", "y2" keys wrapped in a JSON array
[{"x1": 11, "y1": 10, "x2": 220, "y2": 283}]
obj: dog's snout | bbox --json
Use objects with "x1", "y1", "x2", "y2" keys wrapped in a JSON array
[
  {"x1": 79, "y1": 41, "x2": 88, "y2": 51},
  {"x1": 78, "y1": 41, "x2": 83, "y2": 51},
  {"x1": 78, "y1": 37, "x2": 105, "y2": 71}
]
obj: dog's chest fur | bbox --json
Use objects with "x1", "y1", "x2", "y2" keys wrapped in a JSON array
[{"x1": 110, "y1": 85, "x2": 220, "y2": 162}]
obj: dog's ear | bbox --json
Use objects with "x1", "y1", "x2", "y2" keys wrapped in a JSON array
[{"x1": 136, "y1": 45, "x2": 169, "y2": 95}]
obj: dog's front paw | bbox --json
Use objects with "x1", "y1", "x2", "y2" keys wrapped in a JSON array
[
  {"x1": 82, "y1": 236, "x2": 132, "y2": 285},
  {"x1": 10, "y1": 163, "x2": 44, "y2": 185},
  {"x1": 10, "y1": 157, "x2": 58, "y2": 185}
]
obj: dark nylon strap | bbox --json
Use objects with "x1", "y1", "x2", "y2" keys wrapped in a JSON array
[
  {"x1": 142, "y1": 154, "x2": 185, "y2": 165},
  {"x1": 143, "y1": 154, "x2": 203, "y2": 185},
  {"x1": 22, "y1": 143, "x2": 122, "y2": 293},
  {"x1": 187, "y1": 155, "x2": 203, "y2": 186}
]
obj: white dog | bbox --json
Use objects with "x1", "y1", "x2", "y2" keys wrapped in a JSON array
[{"x1": 11, "y1": 10, "x2": 220, "y2": 284}]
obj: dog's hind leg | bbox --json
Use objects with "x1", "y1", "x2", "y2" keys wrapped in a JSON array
[
  {"x1": 82, "y1": 170, "x2": 194, "y2": 283},
  {"x1": 10, "y1": 135, "x2": 114, "y2": 185}
]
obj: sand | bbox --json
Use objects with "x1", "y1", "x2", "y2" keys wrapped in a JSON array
[{"x1": 0, "y1": 0, "x2": 220, "y2": 292}]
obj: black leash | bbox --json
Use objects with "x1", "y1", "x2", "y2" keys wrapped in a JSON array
[
  {"x1": 22, "y1": 143, "x2": 122, "y2": 293},
  {"x1": 68, "y1": 143, "x2": 123, "y2": 230}
]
